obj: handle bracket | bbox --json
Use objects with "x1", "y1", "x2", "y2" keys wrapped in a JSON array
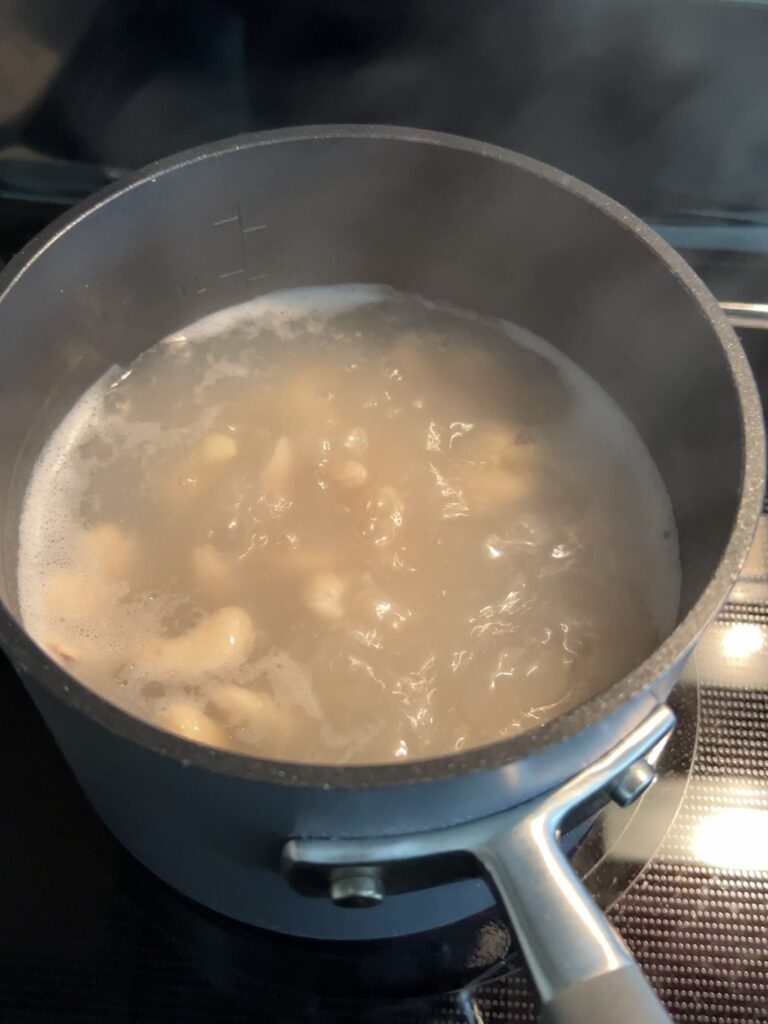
[{"x1": 283, "y1": 705, "x2": 675, "y2": 1021}]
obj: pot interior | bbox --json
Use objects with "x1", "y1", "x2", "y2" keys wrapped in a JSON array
[{"x1": 0, "y1": 129, "x2": 756, "y2": 729}]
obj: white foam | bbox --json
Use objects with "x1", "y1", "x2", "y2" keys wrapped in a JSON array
[
  {"x1": 175, "y1": 283, "x2": 392, "y2": 345},
  {"x1": 18, "y1": 367, "x2": 115, "y2": 630},
  {"x1": 244, "y1": 648, "x2": 323, "y2": 720}
]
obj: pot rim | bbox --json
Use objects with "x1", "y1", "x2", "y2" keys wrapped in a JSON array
[{"x1": 0, "y1": 123, "x2": 764, "y2": 789}]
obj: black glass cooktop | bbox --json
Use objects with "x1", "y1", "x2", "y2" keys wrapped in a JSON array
[{"x1": 1, "y1": 200, "x2": 768, "y2": 1022}]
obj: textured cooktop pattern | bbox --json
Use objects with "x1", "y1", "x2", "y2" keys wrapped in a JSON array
[{"x1": 437, "y1": 612, "x2": 768, "y2": 1022}]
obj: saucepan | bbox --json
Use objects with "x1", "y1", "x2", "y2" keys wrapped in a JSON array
[{"x1": 0, "y1": 126, "x2": 762, "y2": 1024}]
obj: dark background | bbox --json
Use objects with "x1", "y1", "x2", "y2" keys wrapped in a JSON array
[{"x1": 2, "y1": 0, "x2": 768, "y2": 218}]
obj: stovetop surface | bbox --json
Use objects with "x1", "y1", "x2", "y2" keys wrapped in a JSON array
[{"x1": 1, "y1": 202, "x2": 768, "y2": 1022}]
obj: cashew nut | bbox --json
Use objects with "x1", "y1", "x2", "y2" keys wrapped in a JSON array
[
  {"x1": 165, "y1": 432, "x2": 238, "y2": 503},
  {"x1": 328, "y1": 459, "x2": 368, "y2": 490},
  {"x1": 304, "y1": 571, "x2": 345, "y2": 620},
  {"x1": 463, "y1": 426, "x2": 538, "y2": 470},
  {"x1": 260, "y1": 436, "x2": 293, "y2": 497},
  {"x1": 208, "y1": 684, "x2": 288, "y2": 744},
  {"x1": 281, "y1": 364, "x2": 337, "y2": 422},
  {"x1": 43, "y1": 631, "x2": 124, "y2": 680},
  {"x1": 284, "y1": 544, "x2": 338, "y2": 576},
  {"x1": 191, "y1": 544, "x2": 236, "y2": 594},
  {"x1": 366, "y1": 485, "x2": 404, "y2": 516},
  {"x1": 462, "y1": 465, "x2": 534, "y2": 515},
  {"x1": 342, "y1": 427, "x2": 369, "y2": 457},
  {"x1": 199, "y1": 432, "x2": 238, "y2": 465},
  {"x1": 45, "y1": 638, "x2": 80, "y2": 665},
  {"x1": 44, "y1": 568, "x2": 118, "y2": 621},
  {"x1": 137, "y1": 606, "x2": 257, "y2": 678},
  {"x1": 80, "y1": 523, "x2": 138, "y2": 578},
  {"x1": 159, "y1": 702, "x2": 225, "y2": 746}
]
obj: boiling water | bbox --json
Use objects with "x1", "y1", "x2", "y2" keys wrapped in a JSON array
[{"x1": 18, "y1": 286, "x2": 680, "y2": 764}]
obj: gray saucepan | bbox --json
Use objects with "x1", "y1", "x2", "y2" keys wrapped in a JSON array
[{"x1": 0, "y1": 126, "x2": 763, "y2": 1024}]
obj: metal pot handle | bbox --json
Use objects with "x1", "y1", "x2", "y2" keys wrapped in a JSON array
[
  {"x1": 536, "y1": 969, "x2": 673, "y2": 1024},
  {"x1": 284, "y1": 705, "x2": 675, "y2": 1024},
  {"x1": 475, "y1": 741, "x2": 674, "y2": 1024}
]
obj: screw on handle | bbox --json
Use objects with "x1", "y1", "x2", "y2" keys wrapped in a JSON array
[{"x1": 283, "y1": 707, "x2": 677, "y2": 1024}]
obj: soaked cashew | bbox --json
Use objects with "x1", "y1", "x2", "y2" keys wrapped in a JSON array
[
  {"x1": 284, "y1": 544, "x2": 338, "y2": 576},
  {"x1": 137, "y1": 606, "x2": 257, "y2": 678},
  {"x1": 367, "y1": 485, "x2": 404, "y2": 516},
  {"x1": 465, "y1": 426, "x2": 538, "y2": 470},
  {"x1": 462, "y1": 465, "x2": 534, "y2": 515},
  {"x1": 304, "y1": 571, "x2": 345, "y2": 620},
  {"x1": 159, "y1": 702, "x2": 225, "y2": 746},
  {"x1": 44, "y1": 632, "x2": 124, "y2": 678},
  {"x1": 261, "y1": 436, "x2": 293, "y2": 497},
  {"x1": 80, "y1": 523, "x2": 138, "y2": 578},
  {"x1": 281, "y1": 365, "x2": 337, "y2": 422},
  {"x1": 208, "y1": 684, "x2": 288, "y2": 743},
  {"x1": 46, "y1": 638, "x2": 80, "y2": 665},
  {"x1": 342, "y1": 427, "x2": 369, "y2": 457},
  {"x1": 452, "y1": 426, "x2": 539, "y2": 515},
  {"x1": 328, "y1": 459, "x2": 368, "y2": 490},
  {"x1": 165, "y1": 432, "x2": 238, "y2": 503},
  {"x1": 44, "y1": 568, "x2": 118, "y2": 620},
  {"x1": 199, "y1": 433, "x2": 238, "y2": 465},
  {"x1": 44, "y1": 527, "x2": 134, "y2": 622},
  {"x1": 191, "y1": 544, "x2": 236, "y2": 594}
]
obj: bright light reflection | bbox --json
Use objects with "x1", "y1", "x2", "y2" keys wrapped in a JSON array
[
  {"x1": 692, "y1": 808, "x2": 768, "y2": 870},
  {"x1": 721, "y1": 622, "x2": 765, "y2": 660}
]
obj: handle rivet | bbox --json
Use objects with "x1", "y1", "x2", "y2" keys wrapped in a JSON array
[
  {"x1": 611, "y1": 759, "x2": 657, "y2": 807},
  {"x1": 329, "y1": 867, "x2": 384, "y2": 908}
]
